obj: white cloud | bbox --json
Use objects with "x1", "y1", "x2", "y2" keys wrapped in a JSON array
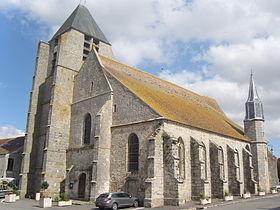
[
  {"x1": 0, "y1": 125, "x2": 25, "y2": 139},
  {"x1": 200, "y1": 37, "x2": 280, "y2": 85},
  {"x1": 113, "y1": 39, "x2": 167, "y2": 66},
  {"x1": 2, "y1": 0, "x2": 280, "y2": 65},
  {"x1": 158, "y1": 68, "x2": 280, "y2": 141}
]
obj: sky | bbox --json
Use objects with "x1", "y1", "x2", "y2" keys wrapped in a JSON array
[{"x1": 0, "y1": 0, "x2": 279, "y2": 157}]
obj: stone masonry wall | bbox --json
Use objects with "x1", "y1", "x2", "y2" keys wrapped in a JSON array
[
  {"x1": 20, "y1": 41, "x2": 50, "y2": 196},
  {"x1": 106, "y1": 73, "x2": 161, "y2": 126},
  {"x1": 267, "y1": 151, "x2": 279, "y2": 187},
  {"x1": 0, "y1": 154, "x2": 7, "y2": 178},
  {"x1": 210, "y1": 143, "x2": 223, "y2": 198},
  {"x1": 67, "y1": 48, "x2": 113, "y2": 200},
  {"x1": 190, "y1": 138, "x2": 204, "y2": 199},
  {"x1": 278, "y1": 159, "x2": 280, "y2": 182},
  {"x1": 6, "y1": 149, "x2": 23, "y2": 184},
  {"x1": 244, "y1": 120, "x2": 270, "y2": 192},
  {"x1": 98, "y1": 42, "x2": 115, "y2": 59},
  {"x1": 242, "y1": 149, "x2": 256, "y2": 194},
  {"x1": 39, "y1": 29, "x2": 84, "y2": 196},
  {"x1": 227, "y1": 146, "x2": 241, "y2": 195},
  {"x1": 66, "y1": 146, "x2": 96, "y2": 200},
  {"x1": 110, "y1": 121, "x2": 162, "y2": 205},
  {"x1": 163, "y1": 121, "x2": 249, "y2": 201},
  {"x1": 163, "y1": 136, "x2": 179, "y2": 205}
]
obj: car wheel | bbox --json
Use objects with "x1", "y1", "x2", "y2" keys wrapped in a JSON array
[
  {"x1": 133, "y1": 200, "x2": 139, "y2": 207},
  {"x1": 112, "y1": 202, "x2": 118, "y2": 210}
]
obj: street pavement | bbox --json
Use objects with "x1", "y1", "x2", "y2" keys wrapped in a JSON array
[
  {"x1": 205, "y1": 194, "x2": 280, "y2": 210},
  {"x1": 0, "y1": 194, "x2": 279, "y2": 210}
]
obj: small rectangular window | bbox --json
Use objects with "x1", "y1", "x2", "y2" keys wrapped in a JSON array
[
  {"x1": 90, "y1": 82, "x2": 94, "y2": 92},
  {"x1": 84, "y1": 35, "x2": 92, "y2": 42},
  {"x1": 113, "y1": 104, "x2": 117, "y2": 112},
  {"x1": 84, "y1": 42, "x2": 90, "y2": 49},
  {"x1": 7, "y1": 158, "x2": 14, "y2": 171},
  {"x1": 92, "y1": 38, "x2": 99, "y2": 45},
  {"x1": 83, "y1": 49, "x2": 89, "y2": 55}
]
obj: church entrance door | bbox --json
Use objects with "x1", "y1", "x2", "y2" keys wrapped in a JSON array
[{"x1": 78, "y1": 173, "x2": 86, "y2": 199}]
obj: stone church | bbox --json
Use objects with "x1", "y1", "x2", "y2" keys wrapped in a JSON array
[{"x1": 19, "y1": 5, "x2": 279, "y2": 207}]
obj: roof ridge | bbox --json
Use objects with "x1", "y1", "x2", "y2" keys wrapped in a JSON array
[{"x1": 100, "y1": 55, "x2": 208, "y2": 97}]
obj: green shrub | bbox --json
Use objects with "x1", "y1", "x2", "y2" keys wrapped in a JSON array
[
  {"x1": 40, "y1": 181, "x2": 49, "y2": 191},
  {"x1": 59, "y1": 193, "x2": 69, "y2": 201},
  {"x1": 200, "y1": 192, "x2": 206, "y2": 199},
  {"x1": 8, "y1": 181, "x2": 18, "y2": 191}
]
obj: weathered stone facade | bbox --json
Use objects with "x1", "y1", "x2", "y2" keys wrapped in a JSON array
[
  {"x1": 20, "y1": 5, "x2": 115, "y2": 197},
  {"x1": 0, "y1": 136, "x2": 24, "y2": 184},
  {"x1": 20, "y1": 4, "x2": 279, "y2": 208},
  {"x1": 278, "y1": 159, "x2": 280, "y2": 182},
  {"x1": 268, "y1": 151, "x2": 279, "y2": 188}
]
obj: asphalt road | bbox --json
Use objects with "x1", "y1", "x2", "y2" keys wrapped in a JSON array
[
  {"x1": 0, "y1": 194, "x2": 280, "y2": 210},
  {"x1": 207, "y1": 195, "x2": 280, "y2": 210}
]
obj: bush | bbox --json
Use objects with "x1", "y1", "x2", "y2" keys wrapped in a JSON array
[
  {"x1": 40, "y1": 181, "x2": 49, "y2": 191},
  {"x1": 200, "y1": 192, "x2": 206, "y2": 199},
  {"x1": 8, "y1": 181, "x2": 18, "y2": 191},
  {"x1": 59, "y1": 193, "x2": 69, "y2": 201},
  {"x1": 13, "y1": 190, "x2": 20, "y2": 196},
  {"x1": 54, "y1": 196, "x2": 60, "y2": 202}
]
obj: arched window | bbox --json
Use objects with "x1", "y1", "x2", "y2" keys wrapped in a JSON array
[
  {"x1": 234, "y1": 149, "x2": 240, "y2": 180},
  {"x1": 200, "y1": 143, "x2": 207, "y2": 180},
  {"x1": 218, "y1": 146, "x2": 224, "y2": 179},
  {"x1": 128, "y1": 133, "x2": 139, "y2": 172},
  {"x1": 83, "y1": 113, "x2": 91, "y2": 145},
  {"x1": 178, "y1": 138, "x2": 185, "y2": 180}
]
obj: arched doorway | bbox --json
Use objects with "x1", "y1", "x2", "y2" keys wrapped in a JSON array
[{"x1": 78, "y1": 173, "x2": 86, "y2": 199}]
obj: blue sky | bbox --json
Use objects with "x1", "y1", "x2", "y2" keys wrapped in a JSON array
[
  {"x1": 0, "y1": 0, "x2": 279, "y2": 157},
  {"x1": 0, "y1": 13, "x2": 36, "y2": 130}
]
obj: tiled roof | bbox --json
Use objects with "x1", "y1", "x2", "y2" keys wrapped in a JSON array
[
  {"x1": 99, "y1": 55, "x2": 247, "y2": 141},
  {"x1": 0, "y1": 136, "x2": 25, "y2": 155}
]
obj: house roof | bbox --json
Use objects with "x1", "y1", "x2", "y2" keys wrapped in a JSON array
[
  {"x1": 52, "y1": 5, "x2": 110, "y2": 45},
  {"x1": 0, "y1": 136, "x2": 25, "y2": 155},
  {"x1": 99, "y1": 55, "x2": 247, "y2": 141}
]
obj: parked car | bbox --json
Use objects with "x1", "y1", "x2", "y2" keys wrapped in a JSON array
[
  {"x1": 0, "y1": 189, "x2": 12, "y2": 198},
  {"x1": 96, "y1": 192, "x2": 138, "y2": 210}
]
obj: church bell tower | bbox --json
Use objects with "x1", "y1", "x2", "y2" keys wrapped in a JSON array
[
  {"x1": 20, "y1": 4, "x2": 113, "y2": 197},
  {"x1": 244, "y1": 72, "x2": 269, "y2": 192}
]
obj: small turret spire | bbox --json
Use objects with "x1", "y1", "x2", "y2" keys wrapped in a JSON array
[
  {"x1": 245, "y1": 72, "x2": 264, "y2": 120},
  {"x1": 247, "y1": 70, "x2": 260, "y2": 102}
]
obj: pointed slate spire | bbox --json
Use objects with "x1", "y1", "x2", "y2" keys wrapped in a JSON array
[
  {"x1": 245, "y1": 72, "x2": 264, "y2": 120},
  {"x1": 52, "y1": 5, "x2": 110, "y2": 45}
]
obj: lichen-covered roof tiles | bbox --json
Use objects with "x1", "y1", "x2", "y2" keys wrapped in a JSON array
[
  {"x1": 99, "y1": 55, "x2": 247, "y2": 141},
  {"x1": 0, "y1": 136, "x2": 25, "y2": 155}
]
